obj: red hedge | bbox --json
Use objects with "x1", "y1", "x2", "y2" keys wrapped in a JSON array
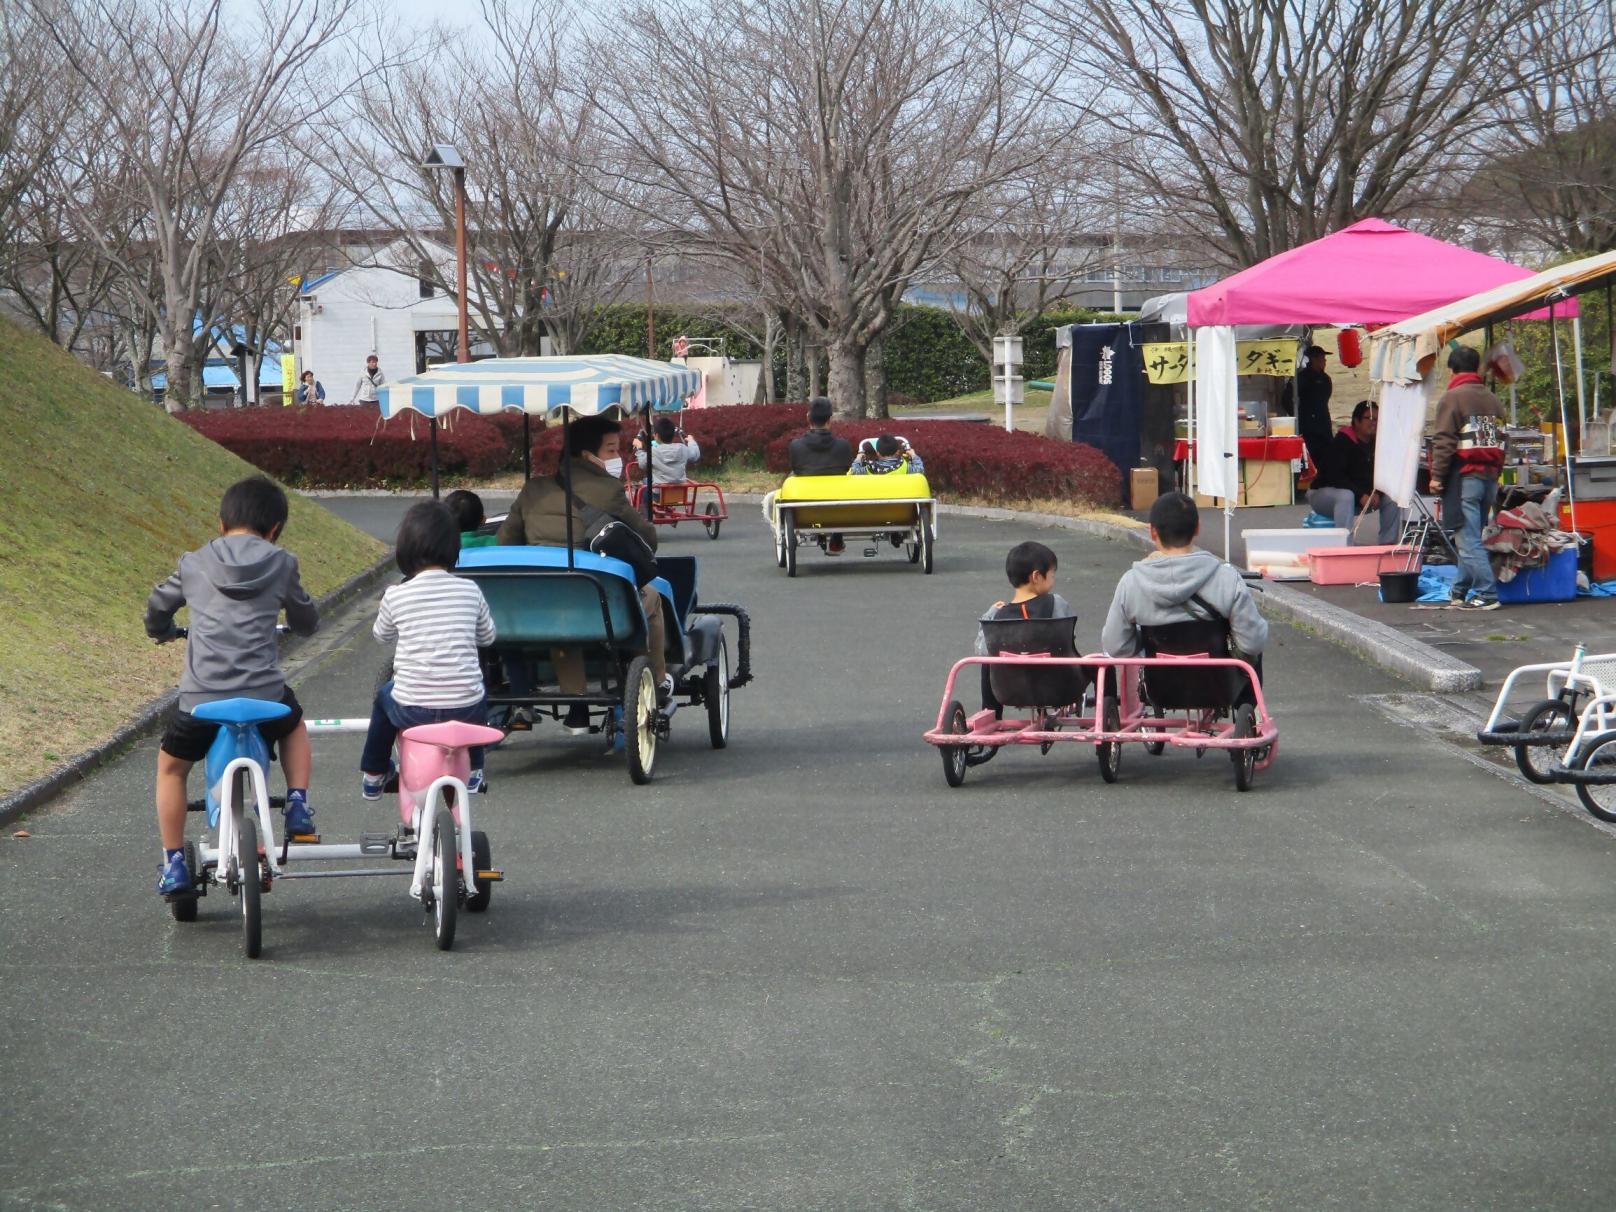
[{"x1": 178, "y1": 401, "x2": 1119, "y2": 506}]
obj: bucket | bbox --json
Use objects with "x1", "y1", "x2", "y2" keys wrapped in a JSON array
[{"x1": 1379, "y1": 570, "x2": 1420, "y2": 603}]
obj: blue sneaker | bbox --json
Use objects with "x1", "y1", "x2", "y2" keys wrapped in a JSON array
[
  {"x1": 466, "y1": 768, "x2": 486, "y2": 794},
  {"x1": 157, "y1": 851, "x2": 193, "y2": 898},
  {"x1": 283, "y1": 791, "x2": 316, "y2": 835},
  {"x1": 360, "y1": 770, "x2": 388, "y2": 800}
]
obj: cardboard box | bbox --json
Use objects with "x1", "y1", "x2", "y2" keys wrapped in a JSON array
[{"x1": 1130, "y1": 467, "x2": 1160, "y2": 511}]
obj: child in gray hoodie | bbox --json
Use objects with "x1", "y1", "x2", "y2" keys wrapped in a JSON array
[
  {"x1": 1101, "y1": 492, "x2": 1267, "y2": 665},
  {"x1": 145, "y1": 477, "x2": 320, "y2": 898}
]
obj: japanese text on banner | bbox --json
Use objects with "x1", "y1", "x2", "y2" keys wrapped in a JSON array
[{"x1": 1142, "y1": 339, "x2": 1297, "y2": 384}]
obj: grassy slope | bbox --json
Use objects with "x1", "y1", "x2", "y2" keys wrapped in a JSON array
[{"x1": 0, "y1": 321, "x2": 385, "y2": 794}]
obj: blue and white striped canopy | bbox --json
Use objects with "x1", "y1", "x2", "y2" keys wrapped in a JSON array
[{"x1": 376, "y1": 355, "x2": 703, "y2": 420}]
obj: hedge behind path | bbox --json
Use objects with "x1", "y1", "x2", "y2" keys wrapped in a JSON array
[{"x1": 181, "y1": 402, "x2": 1121, "y2": 507}]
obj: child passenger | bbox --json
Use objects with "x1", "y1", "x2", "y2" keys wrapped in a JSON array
[
  {"x1": 145, "y1": 476, "x2": 320, "y2": 898},
  {"x1": 970, "y1": 542, "x2": 1075, "y2": 757},
  {"x1": 360, "y1": 502, "x2": 497, "y2": 798},
  {"x1": 1101, "y1": 492, "x2": 1267, "y2": 679},
  {"x1": 445, "y1": 489, "x2": 495, "y2": 549}
]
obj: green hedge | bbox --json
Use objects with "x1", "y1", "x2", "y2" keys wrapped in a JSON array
[{"x1": 575, "y1": 302, "x2": 1132, "y2": 403}]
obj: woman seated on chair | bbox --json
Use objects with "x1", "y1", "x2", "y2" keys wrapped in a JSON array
[
  {"x1": 1308, "y1": 400, "x2": 1402, "y2": 545},
  {"x1": 634, "y1": 417, "x2": 701, "y2": 486}
]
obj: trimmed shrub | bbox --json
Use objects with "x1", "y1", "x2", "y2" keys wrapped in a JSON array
[{"x1": 180, "y1": 405, "x2": 511, "y2": 488}]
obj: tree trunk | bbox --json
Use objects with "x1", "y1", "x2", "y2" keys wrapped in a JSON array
[
  {"x1": 760, "y1": 311, "x2": 780, "y2": 403},
  {"x1": 786, "y1": 317, "x2": 807, "y2": 400},
  {"x1": 864, "y1": 336, "x2": 888, "y2": 420},
  {"x1": 807, "y1": 343, "x2": 822, "y2": 398},
  {"x1": 161, "y1": 326, "x2": 194, "y2": 413},
  {"x1": 828, "y1": 338, "x2": 866, "y2": 419}
]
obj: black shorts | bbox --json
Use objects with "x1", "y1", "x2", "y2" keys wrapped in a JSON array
[{"x1": 160, "y1": 688, "x2": 304, "y2": 763}]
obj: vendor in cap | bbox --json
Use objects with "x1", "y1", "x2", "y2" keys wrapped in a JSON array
[{"x1": 1282, "y1": 344, "x2": 1334, "y2": 474}]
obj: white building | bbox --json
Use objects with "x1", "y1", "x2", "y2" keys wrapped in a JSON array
[{"x1": 291, "y1": 237, "x2": 516, "y2": 397}]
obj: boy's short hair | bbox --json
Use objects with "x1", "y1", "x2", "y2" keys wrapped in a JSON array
[
  {"x1": 1005, "y1": 540, "x2": 1058, "y2": 587},
  {"x1": 1447, "y1": 344, "x2": 1481, "y2": 374},
  {"x1": 875, "y1": 434, "x2": 901, "y2": 458},
  {"x1": 807, "y1": 397, "x2": 834, "y2": 426},
  {"x1": 219, "y1": 476, "x2": 289, "y2": 537},
  {"x1": 1149, "y1": 492, "x2": 1200, "y2": 547},
  {"x1": 654, "y1": 416, "x2": 677, "y2": 442},
  {"x1": 566, "y1": 414, "x2": 619, "y2": 458},
  {"x1": 444, "y1": 489, "x2": 484, "y2": 533},
  {"x1": 395, "y1": 501, "x2": 461, "y2": 577}
]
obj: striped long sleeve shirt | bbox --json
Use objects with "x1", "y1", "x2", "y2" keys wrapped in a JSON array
[{"x1": 375, "y1": 570, "x2": 496, "y2": 708}]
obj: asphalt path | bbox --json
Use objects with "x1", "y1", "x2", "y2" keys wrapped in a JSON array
[{"x1": 4, "y1": 498, "x2": 1616, "y2": 1210}]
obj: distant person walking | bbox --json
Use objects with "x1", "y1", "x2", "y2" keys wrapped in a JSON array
[
  {"x1": 295, "y1": 370, "x2": 326, "y2": 406},
  {"x1": 350, "y1": 355, "x2": 385, "y2": 407}
]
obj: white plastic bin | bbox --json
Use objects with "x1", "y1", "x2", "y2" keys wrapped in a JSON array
[{"x1": 1242, "y1": 527, "x2": 1347, "y2": 567}]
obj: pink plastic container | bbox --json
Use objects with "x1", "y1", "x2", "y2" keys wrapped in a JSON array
[{"x1": 1306, "y1": 545, "x2": 1415, "y2": 585}]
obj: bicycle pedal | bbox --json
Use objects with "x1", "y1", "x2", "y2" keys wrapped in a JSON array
[
  {"x1": 289, "y1": 832, "x2": 320, "y2": 844},
  {"x1": 475, "y1": 869, "x2": 504, "y2": 883},
  {"x1": 862, "y1": 546, "x2": 878, "y2": 557},
  {"x1": 358, "y1": 832, "x2": 392, "y2": 855}
]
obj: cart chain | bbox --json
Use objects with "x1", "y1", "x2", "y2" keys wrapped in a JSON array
[{"x1": 693, "y1": 603, "x2": 753, "y2": 689}]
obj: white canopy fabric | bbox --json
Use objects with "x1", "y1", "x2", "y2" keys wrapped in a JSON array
[
  {"x1": 1371, "y1": 250, "x2": 1616, "y2": 384},
  {"x1": 1194, "y1": 327, "x2": 1240, "y2": 501},
  {"x1": 376, "y1": 355, "x2": 702, "y2": 419}
]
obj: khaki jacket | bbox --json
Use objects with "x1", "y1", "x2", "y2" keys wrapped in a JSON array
[{"x1": 495, "y1": 459, "x2": 659, "y2": 551}]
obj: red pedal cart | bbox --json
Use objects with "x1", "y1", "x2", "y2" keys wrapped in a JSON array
[{"x1": 630, "y1": 481, "x2": 728, "y2": 540}]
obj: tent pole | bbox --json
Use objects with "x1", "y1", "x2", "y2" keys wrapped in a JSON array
[
  {"x1": 563, "y1": 407, "x2": 575, "y2": 570},
  {"x1": 1552, "y1": 304, "x2": 1577, "y2": 533},
  {"x1": 1185, "y1": 335, "x2": 1195, "y2": 497},
  {"x1": 1574, "y1": 315, "x2": 1588, "y2": 442},
  {"x1": 643, "y1": 407, "x2": 654, "y2": 523},
  {"x1": 523, "y1": 413, "x2": 532, "y2": 481},
  {"x1": 430, "y1": 417, "x2": 440, "y2": 500}
]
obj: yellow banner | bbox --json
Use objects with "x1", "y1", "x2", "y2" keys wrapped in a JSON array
[
  {"x1": 1141, "y1": 339, "x2": 1299, "y2": 384},
  {"x1": 280, "y1": 354, "x2": 297, "y2": 400}
]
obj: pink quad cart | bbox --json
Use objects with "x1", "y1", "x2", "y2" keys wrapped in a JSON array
[{"x1": 921, "y1": 615, "x2": 1278, "y2": 793}]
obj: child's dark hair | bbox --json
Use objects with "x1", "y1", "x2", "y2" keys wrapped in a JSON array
[
  {"x1": 654, "y1": 416, "x2": 677, "y2": 442},
  {"x1": 1149, "y1": 491, "x2": 1200, "y2": 547},
  {"x1": 394, "y1": 501, "x2": 461, "y2": 577},
  {"x1": 1005, "y1": 540, "x2": 1058, "y2": 587},
  {"x1": 444, "y1": 489, "x2": 484, "y2": 533},
  {"x1": 219, "y1": 476, "x2": 289, "y2": 538},
  {"x1": 875, "y1": 434, "x2": 901, "y2": 458}
]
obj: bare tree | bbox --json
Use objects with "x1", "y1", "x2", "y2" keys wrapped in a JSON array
[
  {"x1": 0, "y1": 6, "x2": 59, "y2": 251},
  {"x1": 334, "y1": 0, "x2": 637, "y2": 359},
  {"x1": 1469, "y1": 1, "x2": 1616, "y2": 253},
  {"x1": 598, "y1": 0, "x2": 1078, "y2": 418},
  {"x1": 35, "y1": 0, "x2": 370, "y2": 410},
  {"x1": 1049, "y1": 0, "x2": 1596, "y2": 269}
]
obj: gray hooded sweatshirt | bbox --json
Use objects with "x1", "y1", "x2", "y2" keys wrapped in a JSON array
[
  {"x1": 1101, "y1": 549, "x2": 1267, "y2": 658},
  {"x1": 145, "y1": 534, "x2": 320, "y2": 710}
]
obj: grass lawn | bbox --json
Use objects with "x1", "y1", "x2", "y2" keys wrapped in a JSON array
[
  {"x1": 891, "y1": 387, "x2": 1053, "y2": 434},
  {"x1": 0, "y1": 321, "x2": 385, "y2": 795}
]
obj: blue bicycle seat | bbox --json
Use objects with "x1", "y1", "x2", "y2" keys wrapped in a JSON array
[{"x1": 191, "y1": 697, "x2": 293, "y2": 726}]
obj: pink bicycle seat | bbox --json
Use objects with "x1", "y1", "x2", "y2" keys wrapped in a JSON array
[{"x1": 400, "y1": 721, "x2": 507, "y2": 750}]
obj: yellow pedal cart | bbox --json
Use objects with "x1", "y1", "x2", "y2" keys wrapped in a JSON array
[{"x1": 770, "y1": 472, "x2": 937, "y2": 575}]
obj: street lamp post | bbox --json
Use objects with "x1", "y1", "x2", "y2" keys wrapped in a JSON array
[{"x1": 422, "y1": 143, "x2": 469, "y2": 499}]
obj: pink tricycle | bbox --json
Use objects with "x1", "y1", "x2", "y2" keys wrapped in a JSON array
[{"x1": 921, "y1": 615, "x2": 1278, "y2": 792}]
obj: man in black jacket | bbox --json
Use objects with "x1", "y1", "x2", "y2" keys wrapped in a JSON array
[
  {"x1": 1283, "y1": 344, "x2": 1335, "y2": 474},
  {"x1": 785, "y1": 396, "x2": 853, "y2": 553},
  {"x1": 1307, "y1": 400, "x2": 1401, "y2": 544},
  {"x1": 788, "y1": 397, "x2": 853, "y2": 475}
]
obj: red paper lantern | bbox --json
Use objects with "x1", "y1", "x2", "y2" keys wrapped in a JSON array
[{"x1": 1336, "y1": 328, "x2": 1363, "y2": 367}]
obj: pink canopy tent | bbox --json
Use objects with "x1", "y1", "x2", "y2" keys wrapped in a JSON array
[{"x1": 1185, "y1": 218, "x2": 1568, "y2": 327}]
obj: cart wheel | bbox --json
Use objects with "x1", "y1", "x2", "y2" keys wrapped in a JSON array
[
  {"x1": 170, "y1": 841, "x2": 200, "y2": 922},
  {"x1": 1097, "y1": 696, "x2": 1122, "y2": 784},
  {"x1": 466, "y1": 830, "x2": 493, "y2": 913},
  {"x1": 1232, "y1": 703, "x2": 1257, "y2": 792},
  {"x1": 784, "y1": 523, "x2": 798, "y2": 577},
  {"x1": 624, "y1": 655, "x2": 658, "y2": 784},
  {"x1": 705, "y1": 638, "x2": 730, "y2": 749},
  {"x1": 427, "y1": 805, "x2": 457, "y2": 949},
  {"x1": 1572, "y1": 731, "x2": 1616, "y2": 822},
  {"x1": 941, "y1": 699, "x2": 969, "y2": 787},
  {"x1": 1514, "y1": 698, "x2": 1575, "y2": 784},
  {"x1": 905, "y1": 533, "x2": 921, "y2": 563},
  {"x1": 920, "y1": 510, "x2": 934, "y2": 574},
  {"x1": 237, "y1": 810, "x2": 262, "y2": 959},
  {"x1": 703, "y1": 502, "x2": 722, "y2": 540},
  {"x1": 1143, "y1": 705, "x2": 1166, "y2": 756},
  {"x1": 774, "y1": 522, "x2": 787, "y2": 568}
]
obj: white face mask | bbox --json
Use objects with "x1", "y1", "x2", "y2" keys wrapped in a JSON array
[{"x1": 602, "y1": 456, "x2": 624, "y2": 478}]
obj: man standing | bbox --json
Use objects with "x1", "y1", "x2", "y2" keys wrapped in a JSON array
[
  {"x1": 1284, "y1": 344, "x2": 1334, "y2": 474},
  {"x1": 351, "y1": 354, "x2": 385, "y2": 407},
  {"x1": 1429, "y1": 346, "x2": 1507, "y2": 611}
]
